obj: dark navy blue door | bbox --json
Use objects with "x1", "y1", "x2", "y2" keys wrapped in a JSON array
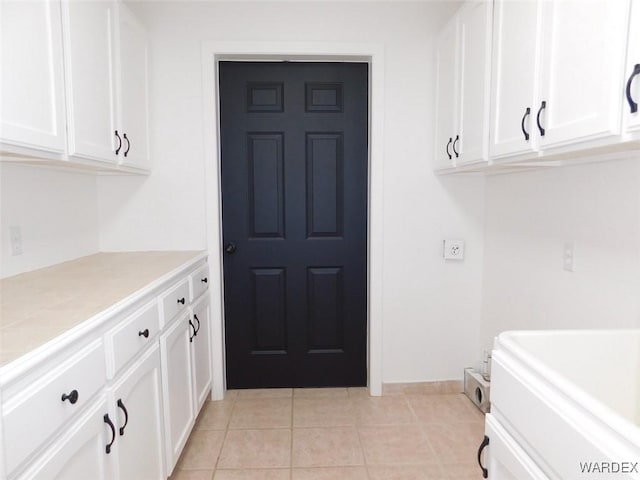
[{"x1": 220, "y1": 62, "x2": 368, "y2": 388}]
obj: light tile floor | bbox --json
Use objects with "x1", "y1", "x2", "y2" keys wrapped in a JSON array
[{"x1": 169, "y1": 387, "x2": 485, "y2": 480}]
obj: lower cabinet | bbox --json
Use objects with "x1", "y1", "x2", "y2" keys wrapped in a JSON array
[
  {"x1": 160, "y1": 294, "x2": 213, "y2": 475},
  {"x1": 483, "y1": 413, "x2": 548, "y2": 480},
  {"x1": 160, "y1": 312, "x2": 196, "y2": 474},
  {"x1": 191, "y1": 295, "x2": 213, "y2": 412},
  {"x1": 109, "y1": 344, "x2": 165, "y2": 480},
  {"x1": 0, "y1": 257, "x2": 211, "y2": 480},
  {"x1": 17, "y1": 396, "x2": 114, "y2": 480}
]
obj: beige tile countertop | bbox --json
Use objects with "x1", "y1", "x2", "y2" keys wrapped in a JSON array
[{"x1": 0, "y1": 251, "x2": 205, "y2": 368}]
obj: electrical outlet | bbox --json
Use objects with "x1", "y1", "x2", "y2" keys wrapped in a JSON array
[
  {"x1": 9, "y1": 226, "x2": 23, "y2": 256},
  {"x1": 563, "y1": 242, "x2": 574, "y2": 272},
  {"x1": 443, "y1": 239, "x2": 465, "y2": 260}
]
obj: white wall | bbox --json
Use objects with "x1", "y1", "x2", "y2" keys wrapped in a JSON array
[
  {"x1": 480, "y1": 157, "x2": 640, "y2": 352},
  {"x1": 98, "y1": 1, "x2": 486, "y2": 382},
  {"x1": 0, "y1": 164, "x2": 99, "y2": 278}
]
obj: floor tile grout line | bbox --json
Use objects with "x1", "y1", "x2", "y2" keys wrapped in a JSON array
[
  {"x1": 353, "y1": 414, "x2": 372, "y2": 479},
  {"x1": 211, "y1": 390, "x2": 239, "y2": 478},
  {"x1": 290, "y1": 394, "x2": 294, "y2": 480}
]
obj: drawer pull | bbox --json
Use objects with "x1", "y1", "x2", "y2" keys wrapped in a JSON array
[
  {"x1": 123, "y1": 133, "x2": 131, "y2": 157},
  {"x1": 138, "y1": 328, "x2": 150, "y2": 338},
  {"x1": 114, "y1": 130, "x2": 122, "y2": 155},
  {"x1": 177, "y1": 297, "x2": 185, "y2": 305},
  {"x1": 61, "y1": 389, "x2": 79, "y2": 404},
  {"x1": 104, "y1": 414, "x2": 116, "y2": 454},
  {"x1": 477, "y1": 435, "x2": 490, "y2": 478},
  {"x1": 193, "y1": 314, "x2": 201, "y2": 335},
  {"x1": 117, "y1": 399, "x2": 129, "y2": 436},
  {"x1": 189, "y1": 319, "x2": 196, "y2": 342},
  {"x1": 536, "y1": 100, "x2": 546, "y2": 136},
  {"x1": 626, "y1": 63, "x2": 640, "y2": 113},
  {"x1": 201, "y1": 277, "x2": 208, "y2": 284},
  {"x1": 521, "y1": 107, "x2": 531, "y2": 141}
]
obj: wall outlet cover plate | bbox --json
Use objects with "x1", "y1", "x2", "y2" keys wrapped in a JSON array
[{"x1": 443, "y1": 239, "x2": 464, "y2": 260}]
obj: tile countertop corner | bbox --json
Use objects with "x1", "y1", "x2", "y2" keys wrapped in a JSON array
[{"x1": 0, "y1": 250, "x2": 206, "y2": 369}]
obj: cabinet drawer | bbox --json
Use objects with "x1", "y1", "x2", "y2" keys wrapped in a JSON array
[
  {"x1": 2, "y1": 339, "x2": 106, "y2": 475},
  {"x1": 106, "y1": 300, "x2": 160, "y2": 377},
  {"x1": 485, "y1": 413, "x2": 548, "y2": 480},
  {"x1": 160, "y1": 278, "x2": 189, "y2": 327},
  {"x1": 189, "y1": 264, "x2": 209, "y2": 302}
]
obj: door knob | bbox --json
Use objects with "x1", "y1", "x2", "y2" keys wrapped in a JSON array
[{"x1": 225, "y1": 242, "x2": 237, "y2": 254}]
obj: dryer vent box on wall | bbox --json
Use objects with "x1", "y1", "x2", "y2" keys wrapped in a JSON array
[{"x1": 464, "y1": 368, "x2": 491, "y2": 413}]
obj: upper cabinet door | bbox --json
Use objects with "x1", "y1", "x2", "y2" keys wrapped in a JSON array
[
  {"x1": 62, "y1": 0, "x2": 118, "y2": 164},
  {"x1": 624, "y1": 0, "x2": 640, "y2": 134},
  {"x1": 117, "y1": 3, "x2": 151, "y2": 171},
  {"x1": 456, "y1": 0, "x2": 492, "y2": 166},
  {"x1": 537, "y1": 0, "x2": 629, "y2": 149},
  {"x1": 489, "y1": 0, "x2": 542, "y2": 160},
  {"x1": 0, "y1": 0, "x2": 66, "y2": 154},
  {"x1": 433, "y1": 16, "x2": 459, "y2": 170}
]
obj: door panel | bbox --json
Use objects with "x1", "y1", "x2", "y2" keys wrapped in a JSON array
[
  {"x1": 220, "y1": 62, "x2": 368, "y2": 388},
  {"x1": 538, "y1": 0, "x2": 628, "y2": 148},
  {"x1": 248, "y1": 133, "x2": 285, "y2": 238},
  {"x1": 62, "y1": 0, "x2": 117, "y2": 163},
  {"x1": 457, "y1": 0, "x2": 492, "y2": 165},
  {"x1": 489, "y1": 0, "x2": 542, "y2": 159},
  {"x1": 433, "y1": 16, "x2": 458, "y2": 169},
  {"x1": 306, "y1": 133, "x2": 343, "y2": 237},
  {"x1": 117, "y1": 2, "x2": 150, "y2": 169},
  {"x1": 0, "y1": 0, "x2": 66, "y2": 152}
]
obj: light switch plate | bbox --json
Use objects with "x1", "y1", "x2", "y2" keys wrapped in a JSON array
[{"x1": 443, "y1": 239, "x2": 464, "y2": 260}]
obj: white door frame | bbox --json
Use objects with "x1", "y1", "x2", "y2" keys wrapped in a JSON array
[{"x1": 200, "y1": 41, "x2": 385, "y2": 399}]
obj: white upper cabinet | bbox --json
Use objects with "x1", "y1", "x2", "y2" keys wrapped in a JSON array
[
  {"x1": 1, "y1": 0, "x2": 150, "y2": 173},
  {"x1": 434, "y1": 17, "x2": 459, "y2": 170},
  {"x1": 434, "y1": 0, "x2": 492, "y2": 170},
  {"x1": 63, "y1": 0, "x2": 150, "y2": 171},
  {"x1": 490, "y1": 0, "x2": 630, "y2": 161},
  {"x1": 62, "y1": 0, "x2": 118, "y2": 165},
  {"x1": 624, "y1": 0, "x2": 640, "y2": 135},
  {"x1": 456, "y1": 0, "x2": 493, "y2": 166},
  {"x1": 537, "y1": 0, "x2": 629, "y2": 150},
  {"x1": 489, "y1": 0, "x2": 542, "y2": 160},
  {"x1": 116, "y1": 3, "x2": 151, "y2": 170},
  {"x1": 0, "y1": 0, "x2": 66, "y2": 155}
]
